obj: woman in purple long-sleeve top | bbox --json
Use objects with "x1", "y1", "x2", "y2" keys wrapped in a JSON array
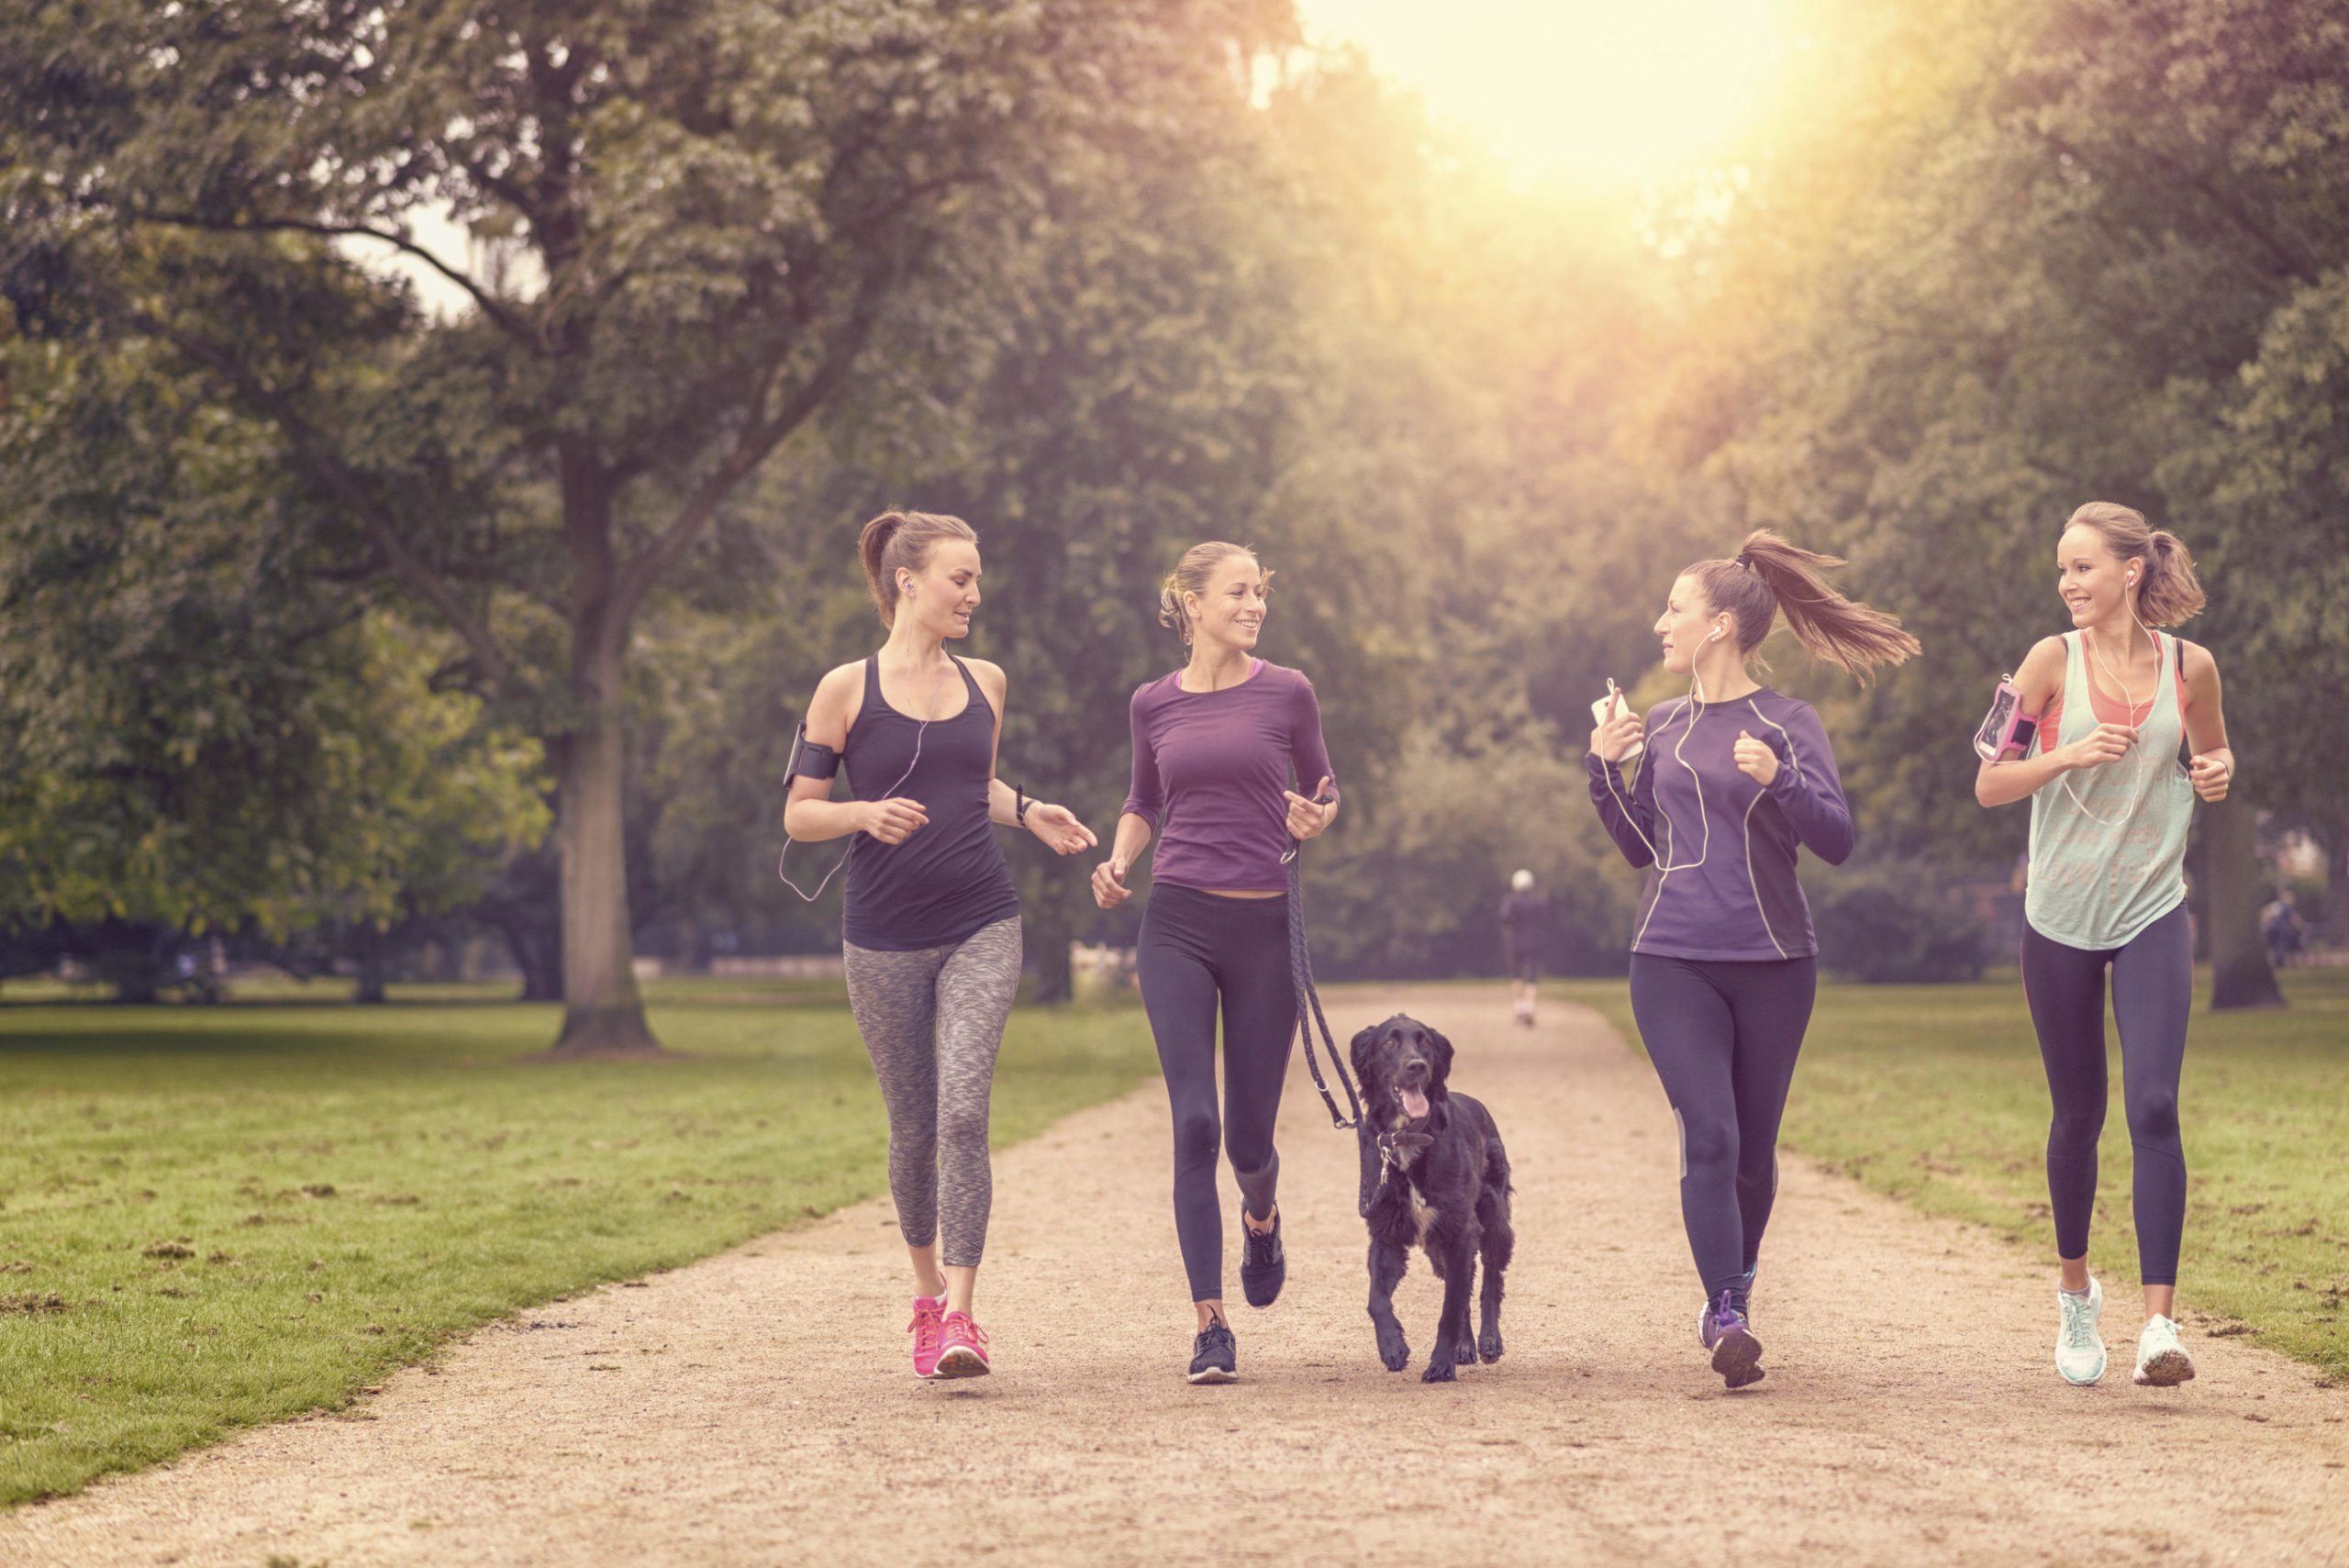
[
  {"x1": 1587, "y1": 529, "x2": 1917, "y2": 1389},
  {"x1": 1092, "y1": 541, "x2": 1337, "y2": 1385}
]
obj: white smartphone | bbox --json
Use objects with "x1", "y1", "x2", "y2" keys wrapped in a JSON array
[{"x1": 1590, "y1": 678, "x2": 1642, "y2": 762}]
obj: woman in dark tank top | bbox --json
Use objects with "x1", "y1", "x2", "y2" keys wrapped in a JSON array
[{"x1": 783, "y1": 509, "x2": 1096, "y2": 1382}]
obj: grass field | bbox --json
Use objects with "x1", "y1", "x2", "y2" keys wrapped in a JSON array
[
  {"x1": 0, "y1": 981, "x2": 1158, "y2": 1505},
  {"x1": 1554, "y1": 966, "x2": 2349, "y2": 1381}
]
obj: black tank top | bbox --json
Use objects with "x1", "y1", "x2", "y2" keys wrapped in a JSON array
[{"x1": 841, "y1": 655, "x2": 1020, "y2": 951}]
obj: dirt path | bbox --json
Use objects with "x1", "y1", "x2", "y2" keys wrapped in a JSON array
[{"x1": 6, "y1": 986, "x2": 2344, "y2": 1567}]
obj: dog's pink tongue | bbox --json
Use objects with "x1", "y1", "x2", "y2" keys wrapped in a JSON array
[{"x1": 1400, "y1": 1087, "x2": 1430, "y2": 1119}]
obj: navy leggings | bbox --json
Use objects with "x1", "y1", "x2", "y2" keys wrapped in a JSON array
[
  {"x1": 1138, "y1": 884, "x2": 1295, "y2": 1302},
  {"x1": 2021, "y1": 903, "x2": 2191, "y2": 1286},
  {"x1": 1629, "y1": 953, "x2": 1818, "y2": 1298}
]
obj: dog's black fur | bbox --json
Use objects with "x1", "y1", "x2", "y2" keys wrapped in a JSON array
[{"x1": 1350, "y1": 1013, "x2": 1515, "y2": 1383}]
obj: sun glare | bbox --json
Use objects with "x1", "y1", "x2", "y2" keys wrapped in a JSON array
[{"x1": 1296, "y1": 0, "x2": 1792, "y2": 190}]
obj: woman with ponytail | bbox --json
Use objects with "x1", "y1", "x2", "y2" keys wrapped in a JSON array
[
  {"x1": 1092, "y1": 541, "x2": 1337, "y2": 1384},
  {"x1": 1586, "y1": 529, "x2": 1917, "y2": 1389},
  {"x1": 1975, "y1": 503, "x2": 2232, "y2": 1391},
  {"x1": 783, "y1": 509, "x2": 1097, "y2": 1381}
]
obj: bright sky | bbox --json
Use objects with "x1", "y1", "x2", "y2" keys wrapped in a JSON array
[{"x1": 1293, "y1": 0, "x2": 1793, "y2": 190}]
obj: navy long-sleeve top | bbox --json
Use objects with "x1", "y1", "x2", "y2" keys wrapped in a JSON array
[{"x1": 1585, "y1": 688, "x2": 1854, "y2": 962}]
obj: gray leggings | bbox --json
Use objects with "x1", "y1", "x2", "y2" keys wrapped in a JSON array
[{"x1": 841, "y1": 917, "x2": 1023, "y2": 1268}]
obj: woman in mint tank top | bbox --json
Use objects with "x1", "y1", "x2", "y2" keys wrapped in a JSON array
[{"x1": 1976, "y1": 503, "x2": 2235, "y2": 1393}]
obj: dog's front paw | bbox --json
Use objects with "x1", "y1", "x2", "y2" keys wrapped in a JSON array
[
  {"x1": 1375, "y1": 1321, "x2": 1410, "y2": 1372},
  {"x1": 1478, "y1": 1328, "x2": 1504, "y2": 1363},
  {"x1": 1455, "y1": 1339, "x2": 1478, "y2": 1365},
  {"x1": 1420, "y1": 1355, "x2": 1457, "y2": 1384}
]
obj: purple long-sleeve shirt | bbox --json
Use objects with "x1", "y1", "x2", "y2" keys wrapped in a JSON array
[
  {"x1": 1586, "y1": 688, "x2": 1853, "y2": 962},
  {"x1": 1121, "y1": 661, "x2": 1336, "y2": 894}
]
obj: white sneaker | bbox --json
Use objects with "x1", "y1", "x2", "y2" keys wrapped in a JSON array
[
  {"x1": 2054, "y1": 1278, "x2": 2107, "y2": 1385},
  {"x1": 2133, "y1": 1315, "x2": 2197, "y2": 1387}
]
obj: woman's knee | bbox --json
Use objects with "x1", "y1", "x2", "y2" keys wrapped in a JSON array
[
  {"x1": 1171, "y1": 1103, "x2": 1221, "y2": 1168},
  {"x1": 2126, "y1": 1087, "x2": 2181, "y2": 1148},
  {"x1": 937, "y1": 1099, "x2": 991, "y2": 1157},
  {"x1": 1732, "y1": 1157, "x2": 1776, "y2": 1198},
  {"x1": 2046, "y1": 1096, "x2": 2106, "y2": 1153},
  {"x1": 1677, "y1": 1115, "x2": 1738, "y2": 1177}
]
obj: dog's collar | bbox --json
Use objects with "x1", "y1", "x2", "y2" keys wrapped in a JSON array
[{"x1": 1375, "y1": 1124, "x2": 1433, "y2": 1173}]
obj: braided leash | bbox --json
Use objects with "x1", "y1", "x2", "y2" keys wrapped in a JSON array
[{"x1": 1281, "y1": 792, "x2": 1363, "y2": 1129}]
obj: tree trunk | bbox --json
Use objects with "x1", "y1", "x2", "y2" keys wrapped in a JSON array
[
  {"x1": 2204, "y1": 800, "x2": 2285, "y2": 1011},
  {"x1": 353, "y1": 931, "x2": 389, "y2": 1005},
  {"x1": 498, "y1": 917, "x2": 562, "y2": 1002},
  {"x1": 2325, "y1": 822, "x2": 2349, "y2": 947},
  {"x1": 544, "y1": 713, "x2": 666, "y2": 1056},
  {"x1": 1028, "y1": 889, "x2": 1073, "y2": 1004}
]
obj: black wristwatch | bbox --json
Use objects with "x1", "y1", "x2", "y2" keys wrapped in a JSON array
[{"x1": 1014, "y1": 784, "x2": 1030, "y2": 826}]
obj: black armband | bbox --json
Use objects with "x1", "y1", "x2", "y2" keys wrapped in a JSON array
[{"x1": 786, "y1": 721, "x2": 841, "y2": 782}]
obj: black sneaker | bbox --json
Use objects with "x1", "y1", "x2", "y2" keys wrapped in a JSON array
[
  {"x1": 1240, "y1": 1211, "x2": 1286, "y2": 1307},
  {"x1": 1186, "y1": 1321, "x2": 1237, "y2": 1384}
]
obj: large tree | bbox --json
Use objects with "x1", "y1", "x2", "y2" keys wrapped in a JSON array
[
  {"x1": 1, "y1": 0, "x2": 1292, "y2": 1051},
  {"x1": 0, "y1": 350, "x2": 550, "y2": 968}
]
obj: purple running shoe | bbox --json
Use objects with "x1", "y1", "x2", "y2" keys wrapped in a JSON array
[{"x1": 1698, "y1": 1289, "x2": 1765, "y2": 1389}]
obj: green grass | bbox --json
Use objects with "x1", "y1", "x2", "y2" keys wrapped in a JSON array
[
  {"x1": 1554, "y1": 967, "x2": 2349, "y2": 1380},
  {"x1": 0, "y1": 982, "x2": 1157, "y2": 1505}
]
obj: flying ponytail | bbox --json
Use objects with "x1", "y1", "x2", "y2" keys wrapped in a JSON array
[{"x1": 1687, "y1": 528, "x2": 1921, "y2": 683}]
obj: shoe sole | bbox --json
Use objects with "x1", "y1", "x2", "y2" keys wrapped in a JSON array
[
  {"x1": 1186, "y1": 1365, "x2": 1237, "y2": 1385},
  {"x1": 932, "y1": 1348, "x2": 990, "y2": 1379},
  {"x1": 1710, "y1": 1326, "x2": 1765, "y2": 1389},
  {"x1": 2133, "y1": 1350, "x2": 2195, "y2": 1387},
  {"x1": 1241, "y1": 1270, "x2": 1285, "y2": 1309},
  {"x1": 2057, "y1": 1358, "x2": 2107, "y2": 1386}
]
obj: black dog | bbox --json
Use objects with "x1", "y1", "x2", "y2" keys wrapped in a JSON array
[{"x1": 1350, "y1": 1013, "x2": 1515, "y2": 1383}]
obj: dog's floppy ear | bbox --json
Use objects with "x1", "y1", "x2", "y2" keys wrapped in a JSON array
[
  {"x1": 1427, "y1": 1026, "x2": 1455, "y2": 1091},
  {"x1": 1349, "y1": 1023, "x2": 1379, "y2": 1077}
]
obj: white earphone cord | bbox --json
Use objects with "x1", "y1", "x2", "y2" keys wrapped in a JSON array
[
  {"x1": 1600, "y1": 626, "x2": 1728, "y2": 875},
  {"x1": 778, "y1": 658, "x2": 954, "y2": 904},
  {"x1": 2058, "y1": 572, "x2": 2158, "y2": 828}
]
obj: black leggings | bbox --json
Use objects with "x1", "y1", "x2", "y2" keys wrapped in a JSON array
[
  {"x1": 1628, "y1": 953, "x2": 1818, "y2": 1298},
  {"x1": 2021, "y1": 903, "x2": 2191, "y2": 1287},
  {"x1": 1138, "y1": 884, "x2": 1295, "y2": 1302}
]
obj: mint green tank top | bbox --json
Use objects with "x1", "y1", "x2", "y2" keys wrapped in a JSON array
[{"x1": 2025, "y1": 631, "x2": 2194, "y2": 951}]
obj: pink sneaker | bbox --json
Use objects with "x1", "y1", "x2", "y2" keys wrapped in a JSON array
[
  {"x1": 932, "y1": 1310, "x2": 991, "y2": 1379},
  {"x1": 907, "y1": 1296, "x2": 947, "y2": 1380}
]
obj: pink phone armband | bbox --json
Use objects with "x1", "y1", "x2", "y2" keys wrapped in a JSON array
[{"x1": 1972, "y1": 677, "x2": 2039, "y2": 762}]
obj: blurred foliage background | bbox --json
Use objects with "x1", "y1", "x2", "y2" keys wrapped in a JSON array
[{"x1": 5, "y1": 0, "x2": 2343, "y2": 1033}]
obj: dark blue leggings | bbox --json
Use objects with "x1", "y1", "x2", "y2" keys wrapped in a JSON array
[
  {"x1": 1629, "y1": 953, "x2": 1817, "y2": 1298},
  {"x1": 1137, "y1": 884, "x2": 1296, "y2": 1302},
  {"x1": 2021, "y1": 903, "x2": 2191, "y2": 1287}
]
